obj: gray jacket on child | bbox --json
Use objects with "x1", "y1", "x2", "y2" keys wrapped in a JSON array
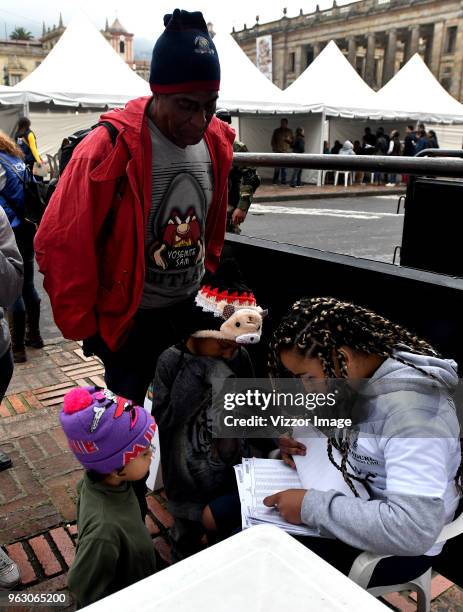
[
  {"x1": 301, "y1": 350, "x2": 460, "y2": 557},
  {"x1": 0, "y1": 207, "x2": 23, "y2": 358}
]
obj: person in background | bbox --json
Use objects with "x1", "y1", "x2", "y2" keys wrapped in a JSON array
[
  {"x1": 353, "y1": 140, "x2": 364, "y2": 184},
  {"x1": 336, "y1": 141, "x2": 356, "y2": 186},
  {"x1": 290, "y1": 127, "x2": 305, "y2": 188},
  {"x1": 428, "y1": 130, "x2": 439, "y2": 149},
  {"x1": 15, "y1": 118, "x2": 43, "y2": 177},
  {"x1": 0, "y1": 206, "x2": 23, "y2": 589},
  {"x1": 415, "y1": 129, "x2": 430, "y2": 154},
  {"x1": 215, "y1": 110, "x2": 260, "y2": 234},
  {"x1": 403, "y1": 125, "x2": 417, "y2": 156},
  {"x1": 386, "y1": 130, "x2": 402, "y2": 186},
  {"x1": 271, "y1": 118, "x2": 293, "y2": 185},
  {"x1": 330, "y1": 140, "x2": 342, "y2": 155},
  {"x1": 323, "y1": 140, "x2": 330, "y2": 154},
  {"x1": 362, "y1": 126, "x2": 376, "y2": 148},
  {"x1": 0, "y1": 132, "x2": 43, "y2": 363},
  {"x1": 373, "y1": 128, "x2": 390, "y2": 185},
  {"x1": 339, "y1": 140, "x2": 356, "y2": 156}
]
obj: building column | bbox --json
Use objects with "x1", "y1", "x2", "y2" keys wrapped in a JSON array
[
  {"x1": 281, "y1": 31, "x2": 288, "y2": 89},
  {"x1": 430, "y1": 21, "x2": 444, "y2": 78},
  {"x1": 294, "y1": 46, "x2": 304, "y2": 75},
  {"x1": 405, "y1": 25, "x2": 420, "y2": 61},
  {"x1": 383, "y1": 28, "x2": 397, "y2": 83},
  {"x1": 452, "y1": 22, "x2": 463, "y2": 100},
  {"x1": 348, "y1": 37, "x2": 357, "y2": 66},
  {"x1": 364, "y1": 33, "x2": 376, "y2": 86},
  {"x1": 313, "y1": 42, "x2": 321, "y2": 58}
]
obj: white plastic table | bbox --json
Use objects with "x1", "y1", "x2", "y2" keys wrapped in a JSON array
[{"x1": 83, "y1": 524, "x2": 388, "y2": 611}]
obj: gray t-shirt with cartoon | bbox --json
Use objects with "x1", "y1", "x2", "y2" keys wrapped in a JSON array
[{"x1": 140, "y1": 120, "x2": 213, "y2": 309}]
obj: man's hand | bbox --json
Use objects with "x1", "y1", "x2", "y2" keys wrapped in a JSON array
[
  {"x1": 263, "y1": 489, "x2": 306, "y2": 524},
  {"x1": 278, "y1": 435, "x2": 306, "y2": 469},
  {"x1": 232, "y1": 209, "x2": 247, "y2": 226}
]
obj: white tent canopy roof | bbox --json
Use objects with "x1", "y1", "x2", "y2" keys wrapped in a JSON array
[
  {"x1": 281, "y1": 40, "x2": 378, "y2": 117},
  {"x1": 372, "y1": 53, "x2": 463, "y2": 123},
  {"x1": 0, "y1": 85, "x2": 28, "y2": 106},
  {"x1": 13, "y1": 14, "x2": 150, "y2": 107},
  {"x1": 213, "y1": 32, "x2": 302, "y2": 113}
]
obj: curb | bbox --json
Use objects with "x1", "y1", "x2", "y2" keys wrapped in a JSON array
[{"x1": 254, "y1": 188, "x2": 405, "y2": 203}]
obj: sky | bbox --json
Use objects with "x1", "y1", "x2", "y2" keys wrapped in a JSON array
[{"x1": 0, "y1": 0, "x2": 353, "y2": 41}]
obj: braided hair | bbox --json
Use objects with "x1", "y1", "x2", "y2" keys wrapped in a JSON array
[{"x1": 269, "y1": 297, "x2": 448, "y2": 497}]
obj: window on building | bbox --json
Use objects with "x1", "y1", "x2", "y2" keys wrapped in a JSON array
[
  {"x1": 288, "y1": 51, "x2": 295, "y2": 72},
  {"x1": 355, "y1": 56, "x2": 364, "y2": 77},
  {"x1": 440, "y1": 65, "x2": 453, "y2": 91},
  {"x1": 306, "y1": 46, "x2": 314, "y2": 67},
  {"x1": 120, "y1": 40, "x2": 125, "y2": 54},
  {"x1": 10, "y1": 74, "x2": 20, "y2": 85},
  {"x1": 444, "y1": 26, "x2": 457, "y2": 54},
  {"x1": 440, "y1": 76, "x2": 452, "y2": 91}
]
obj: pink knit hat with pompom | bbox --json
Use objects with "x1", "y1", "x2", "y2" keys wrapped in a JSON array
[{"x1": 60, "y1": 386, "x2": 156, "y2": 474}]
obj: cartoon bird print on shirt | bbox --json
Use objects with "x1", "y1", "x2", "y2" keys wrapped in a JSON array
[{"x1": 151, "y1": 207, "x2": 203, "y2": 270}]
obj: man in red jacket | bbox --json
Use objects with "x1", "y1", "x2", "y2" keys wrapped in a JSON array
[{"x1": 35, "y1": 10, "x2": 234, "y2": 407}]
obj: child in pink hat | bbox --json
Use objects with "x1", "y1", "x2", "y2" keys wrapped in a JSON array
[{"x1": 59, "y1": 386, "x2": 157, "y2": 608}]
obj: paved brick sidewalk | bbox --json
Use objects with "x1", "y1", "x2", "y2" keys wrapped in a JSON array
[{"x1": 0, "y1": 329, "x2": 462, "y2": 610}]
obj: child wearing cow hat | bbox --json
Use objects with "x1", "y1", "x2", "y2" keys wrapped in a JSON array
[
  {"x1": 152, "y1": 259, "x2": 266, "y2": 561},
  {"x1": 59, "y1": 386, "x2": 157, "y2": 608}
]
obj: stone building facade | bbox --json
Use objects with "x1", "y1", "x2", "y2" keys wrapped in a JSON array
[
  {"x1": 0, "y1": 15, "x2": 147, "y2": 86},
  {"x1": 232, "y1": 0, "x2": 463, "y2": 102}
]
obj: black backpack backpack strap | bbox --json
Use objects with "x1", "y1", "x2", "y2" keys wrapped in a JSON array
[
  {"x1": 97, "y1": 121, "x2": 119, "y2": 146},
  {"x1": 58, "y1": 121, "x2": 119, "y2": 174}
]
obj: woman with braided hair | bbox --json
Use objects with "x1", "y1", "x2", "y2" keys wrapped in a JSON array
[{"x1": 264, "y1": 296, "x2": 461, "y2": 587}]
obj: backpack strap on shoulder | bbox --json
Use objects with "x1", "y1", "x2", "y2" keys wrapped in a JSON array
[{"x1": 92, "y1": 121, "x2": 119, "y2": 146}]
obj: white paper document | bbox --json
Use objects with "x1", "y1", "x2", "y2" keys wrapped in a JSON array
[
  {"x1": 292, "y1": 425, "x2": 369, "y2": 499},
  {"x1": 234, "y1": 458, "x2": 319, "y2": 536},
  {"x1": 235, "y1": 425, "x2": 368, "y2": 536}
]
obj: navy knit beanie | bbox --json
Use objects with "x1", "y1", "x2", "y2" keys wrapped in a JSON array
[{"x1": 150, "y1": 9, "x2": 220, "y2": 94}]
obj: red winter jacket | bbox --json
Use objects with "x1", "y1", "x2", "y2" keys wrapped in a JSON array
[{"x1": 35, "y1": 96, "x2": 235, "y2": 351}]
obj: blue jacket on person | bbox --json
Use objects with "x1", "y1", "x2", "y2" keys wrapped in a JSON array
[
  {"x1": 0, "y1": 152, "x2": 26, "y2": 228},
  {"x1": 414, "y1": 136, "x2": 430, "y2": 155}
]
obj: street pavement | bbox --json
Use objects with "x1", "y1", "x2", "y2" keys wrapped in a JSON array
[{"x1": 241, "y1": 194, "x2": 404, "y2": 264}]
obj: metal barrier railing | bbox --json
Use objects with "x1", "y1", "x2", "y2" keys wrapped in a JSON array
[
  {"x1": 233, "y1": 152, "x2": 463, "y2": 178},
  {"x1": 415, "y1": 148, "x2": 463, "y2": 158}
]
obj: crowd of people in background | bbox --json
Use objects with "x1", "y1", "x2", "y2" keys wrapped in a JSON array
[
  {"x1": 324, "y1": 122, "x2": 440, "y2": 186},
  {"x1": 271, "y1": 119, "x2": 440, "y2": 188}
]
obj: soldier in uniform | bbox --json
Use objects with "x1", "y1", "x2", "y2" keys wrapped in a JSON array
[{"x1": 216, "y1": 110, "x2": 260, "y2": 234}]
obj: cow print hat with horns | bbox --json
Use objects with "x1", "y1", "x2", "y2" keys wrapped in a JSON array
[{"x1": 191, "y1": 259, "x2": 266, "y2": 345}]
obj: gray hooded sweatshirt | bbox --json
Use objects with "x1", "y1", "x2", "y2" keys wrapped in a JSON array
[
  {"x1": 301, "y1": 350, "x2": 461, "y2": 557},
  {"x1": 0, "y1": 207, "x2": 23, "y2": 358}
]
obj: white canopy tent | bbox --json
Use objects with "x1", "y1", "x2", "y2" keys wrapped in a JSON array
[
  {"x1": 212, "y1": 32, "x2": 319, "y2": 181},
  {"x1": 371, "y1": 53, "x2": 463, "y2": 124},
  {"x1": 0, "y1": 86, "x2": 28, "y2": 136},
  {"x1": 13, "y1": 14, "x2": 150, "y2": 107},
  {"x1": 281, "y1": 41, "x2": 378, "y2": 118},
  {"x1": 214, "y1": 32, "x2": 299, "y2": 114}
]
